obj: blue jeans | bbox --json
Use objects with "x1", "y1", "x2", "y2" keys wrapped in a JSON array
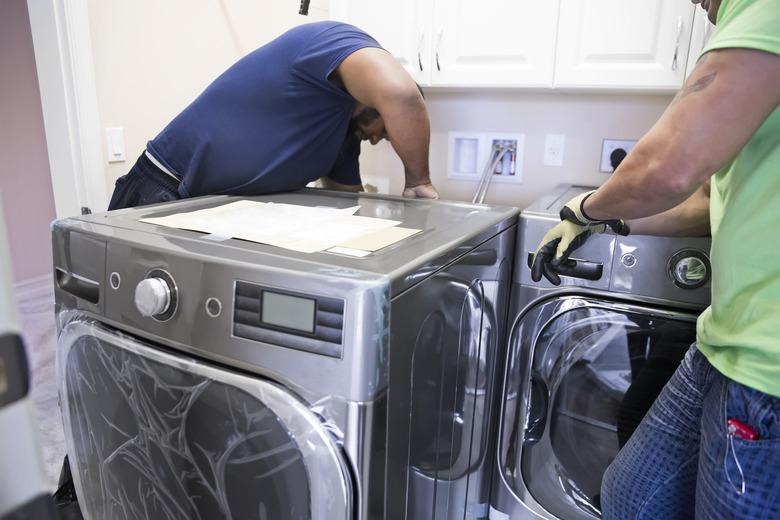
[
  {"x1": 602, "y1": 345, "x2": 780, "y2": 519},
  {"x1": 107, "y1": 152, "x2": 181, "y2": 210}
]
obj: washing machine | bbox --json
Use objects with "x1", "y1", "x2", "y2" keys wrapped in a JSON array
[
  {"x1": 52, "y1": 189, "x2": 518, "y2": 520},
  {"x1": 490, "y1": 185, "x2": 711, "y2": 519}
]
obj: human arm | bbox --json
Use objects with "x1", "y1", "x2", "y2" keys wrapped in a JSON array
[
  {"x1": 583, "y1": 48, "x2": 780, "y2": 221},
  {"x1": 334, "y1": 48, "x2": 436, "y2": 194},
  {"x1": 627, "y1": 179, "x2": 711, "y2": 237}
]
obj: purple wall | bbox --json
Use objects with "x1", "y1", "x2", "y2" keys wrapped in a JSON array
[{"x1": 0, "y1": 0, "x2": 57, "y2": 282}]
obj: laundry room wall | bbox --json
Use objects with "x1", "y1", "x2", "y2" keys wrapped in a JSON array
[
  {"x1": 0, "y1": 0, "x2": 57, "y2": 284},
  {"x1": 83, "y1": 0, "x2": 673, "y2": 210},
  {"x1": 359, "y1": 90, "x2": 673, "y2": 208},
  {"x1": 84, "y1": 0, "x2": 330, "y2": 196}
]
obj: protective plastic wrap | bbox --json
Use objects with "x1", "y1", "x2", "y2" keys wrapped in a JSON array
[{"x1": 56, "y1": 317, "x2": 352, "y2": 520}]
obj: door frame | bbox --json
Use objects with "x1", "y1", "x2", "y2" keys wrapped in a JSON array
[{"x1": 26, "y1": 0, "x2": 107, "y2": 219}]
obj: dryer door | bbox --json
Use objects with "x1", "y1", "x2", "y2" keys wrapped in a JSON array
[
  {"x1": 57, "y1": 319, "x2": 352, "y2": 520},
  {"x1": 498, "y1": 297, "x2": 697, "y2": 519}
]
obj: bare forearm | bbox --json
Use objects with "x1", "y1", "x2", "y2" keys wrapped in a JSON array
[
  {"x1": 627, "y1": 182, "x2": 710, "y2": 236},
  {"x1": 584, "y1": 137, "x2": 697, "y2": 221},
  {"x1": 380, "y1": 94, "x2": 432, "y2": 187},
  {"x1": 584, "y1": 48, "x2": 780, "y2": 222}
]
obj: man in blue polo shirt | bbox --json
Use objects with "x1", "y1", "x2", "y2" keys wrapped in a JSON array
[{"x1": 107, "y1": 21, "x2": 439, "y2": 209}]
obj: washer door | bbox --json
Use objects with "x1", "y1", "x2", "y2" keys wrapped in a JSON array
[
  {"x1": 57, "y1": 319, "x2": 352, "y2": 520},
  {"x1": 498, "y1": 297, "x2": 697, "y2": 519}
]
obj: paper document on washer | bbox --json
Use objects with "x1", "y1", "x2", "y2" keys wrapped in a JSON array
[{"x1": 139, "y1": 200, "x2": 420, "y2": 253}]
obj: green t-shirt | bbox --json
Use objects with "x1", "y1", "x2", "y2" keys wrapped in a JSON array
[{"x1": 696, "y1": 0, "x2": 780, "y2": 397}]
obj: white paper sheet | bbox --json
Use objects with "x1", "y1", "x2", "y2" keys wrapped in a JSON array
[{"x1": 140, "y1": 201, "x2": 416, "y2": 253}]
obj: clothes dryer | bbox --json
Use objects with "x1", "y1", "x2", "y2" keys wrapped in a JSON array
[{"x1": 491, "y1": 185, "x2": 711, "y2": 519}]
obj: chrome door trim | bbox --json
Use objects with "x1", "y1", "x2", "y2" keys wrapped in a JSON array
[{"x1": 494, "y1": 290, "x2": 699, "y2": 519}]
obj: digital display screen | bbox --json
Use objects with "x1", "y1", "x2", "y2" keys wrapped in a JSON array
[{"x1": 261, "y1": 291, "x2": 316, "y2": 333}]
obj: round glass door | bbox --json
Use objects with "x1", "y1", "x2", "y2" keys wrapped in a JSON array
[
  {"x1": 57, "y1": 320, "x2": 352, "y2": 520},
  {"x1": 501, "y1": 298, "x2": 698, "y2": 519}
]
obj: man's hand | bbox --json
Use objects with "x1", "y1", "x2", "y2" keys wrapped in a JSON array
[
  {"x1": 402, "y1": 182, "x2": 439, "y2": 199},
  {"x1": 560, "y1": 190, "x2": 630, "y2": 233},
  {"x1": 531, "y1": 191, "x2": 629, "y2": 285}
]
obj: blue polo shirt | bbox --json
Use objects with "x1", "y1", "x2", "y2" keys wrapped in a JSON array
[{"x1": 146, "y1": 22, "x2": 382, "y2": 197}]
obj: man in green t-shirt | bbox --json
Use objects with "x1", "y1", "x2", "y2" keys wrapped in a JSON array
[{"x1": 531, "y1": 0, "x2": 780, "y2": 517}]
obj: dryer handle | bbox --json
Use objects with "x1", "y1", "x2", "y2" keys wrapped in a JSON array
[{"x1": 526, "y1": 253, "x2": 603, "y2": 281}]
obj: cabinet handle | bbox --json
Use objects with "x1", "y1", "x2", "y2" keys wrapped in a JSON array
[
  {"x1": 417, "y1": 33, "x2": 424, "y2": 71},
  {"x1": 435, "y1": 28, "x2": 444, "y2": 72},
  {"x1": 671, "y1": 15, "x2": 683, "y2": 71}
]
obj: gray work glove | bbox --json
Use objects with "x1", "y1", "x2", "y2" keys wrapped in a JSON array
[{"x1": 531, "y1": 190, "x2": 630, "y2": 285}]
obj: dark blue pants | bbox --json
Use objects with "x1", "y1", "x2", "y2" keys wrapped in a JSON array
[
  {"x1": 107, "y1": 153, "x2": 181, "y2": 210},
  {"x1": 602, "y1": 345, "x2": 780, "y2": 519}
]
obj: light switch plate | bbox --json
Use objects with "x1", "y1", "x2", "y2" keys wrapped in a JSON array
[
  {"x1": 600, "y1": 139, "x2": 637, "y2": 173},
  {"x1": 105, "y1": 127, "x2": 126, "y2": 163},
  {"x1": 544, "y1": 134, "x2": 565, "y2": 166}
]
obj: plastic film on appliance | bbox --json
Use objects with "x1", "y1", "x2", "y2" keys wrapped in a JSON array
[{"x1": 56, "y1": 316, "x2": 353, "y2": 520}]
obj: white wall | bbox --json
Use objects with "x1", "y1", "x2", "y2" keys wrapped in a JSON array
[
  {"x1": 360, "y1": 90, "x2": 673, "y2": 209},
  {"x1": 85, "y1": 0, "x2": 329, "y2": 190},
  {"x1": 0, "y1": 0, "x2": 57, "y2": 282}
]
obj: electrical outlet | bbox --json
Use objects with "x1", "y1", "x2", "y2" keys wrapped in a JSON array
[{"x1": 600, "y1": 139, "x2": 637, "y2": 173}]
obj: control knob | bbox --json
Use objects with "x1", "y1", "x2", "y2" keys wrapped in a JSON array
[{"x1": 134, "y1": 269, "x2": 177, "y2": 320}]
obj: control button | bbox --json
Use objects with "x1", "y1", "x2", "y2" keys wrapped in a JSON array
[
  {"x1": 621, "y1": 253, "x2": 637, "y2": 268},
  {"x1": 109, "y1": 272, "x2": 121, "y2": 290},
  {"x1": 135, "y1": 278, "x2": 171, "y2": 317},
  {"x1": 669, "y1": 250, "x2": 710, "y2": 290},
  {"x1": 205, "y1": 297, "x2": 222, "y2": 318}
]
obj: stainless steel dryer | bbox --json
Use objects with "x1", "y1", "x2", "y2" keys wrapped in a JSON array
[
  {"x1": 490, "y1": 185, "x2": 711, "y2": 520},
  {"x1": 52, "y1": 190, "x2": 518, "y2": 520}
]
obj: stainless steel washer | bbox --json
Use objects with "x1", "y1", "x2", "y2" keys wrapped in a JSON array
[
  {"x1": 490, "y1": 185, "x2": 711, "y2": 519},
  {"x1": 53, "y1": 190, "x2": 519, "y2": 520}
]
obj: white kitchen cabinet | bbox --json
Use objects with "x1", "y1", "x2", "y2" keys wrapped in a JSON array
[
  {"x1": 330, "y1": 0, "x2": 432, "y2": 84},
  {"x1": 554, "y1": 1, "x2": 697, "y2": 90},
  {"x1": 430, "y1": 0, "x2": 559, "y2": 87},
  {"x1": 685, "y1": 8, "x2": 716, "y2": 78},
  {"x1": 331, "y1": 0, "x2": 559, "y2": 88}
]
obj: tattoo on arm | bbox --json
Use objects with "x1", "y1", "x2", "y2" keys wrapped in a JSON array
[{"x1": 674, "y1": 72, "x2": 717, "y2": 103}]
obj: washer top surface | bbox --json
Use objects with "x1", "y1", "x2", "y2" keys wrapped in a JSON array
[{"x1": 62, "y1": 190, "x2": 519, "y2": 296}]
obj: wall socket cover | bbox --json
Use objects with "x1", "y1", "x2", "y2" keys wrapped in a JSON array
[{"x1": 600, "y1": 139, "x2": 637, "y2": 173}]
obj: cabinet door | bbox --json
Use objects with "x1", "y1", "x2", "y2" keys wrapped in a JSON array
[
  {"x1": 430, "y1": 0, "x2": 559, "y2": 87},
  {"x1": 330, "y1": 0, "x2": 432, "y2": 84},
  {"x1": 555, "y1": 1, "x2": 696, "y2": 90}
]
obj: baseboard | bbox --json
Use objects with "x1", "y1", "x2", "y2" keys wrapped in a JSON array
[{"x1": 14, "y1": 274, "x2": 54, "y2": 303}]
